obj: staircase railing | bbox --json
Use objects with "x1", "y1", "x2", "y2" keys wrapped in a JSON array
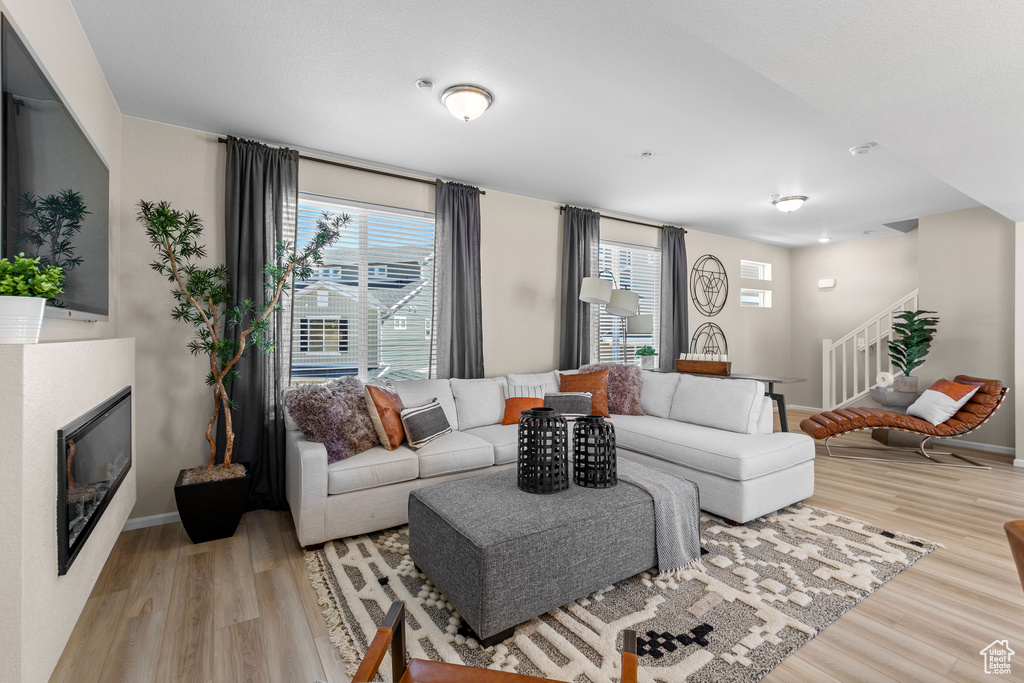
[{"x1": 821, "y1": 290, "x2": 919, "y2": 410}]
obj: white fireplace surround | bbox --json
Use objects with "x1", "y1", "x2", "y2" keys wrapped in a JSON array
[{"x1": 0, "y1": 338, "x2": 136, "y2": 683}]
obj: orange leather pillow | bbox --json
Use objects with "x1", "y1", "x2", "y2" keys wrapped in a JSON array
[
  {"x1": 929, "y1": 379, "x2": 978, "y2": 402},
  {"x1": 560, "y1": 369, "x2": 610, "y2": 417},
  {"x1": 502, "y1": 397, "x2": 545, "y2": 425},
  {"x1": 364, "y1": 384, "x2": 405, "y2": 450}
]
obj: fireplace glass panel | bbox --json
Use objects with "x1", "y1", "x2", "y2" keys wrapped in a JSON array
[{"x1": 58, "y1": 386, "x2": 132, "y2": 574}]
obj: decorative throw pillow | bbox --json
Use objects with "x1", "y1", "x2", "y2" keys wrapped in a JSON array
[
  {"x1": 580, "y1": 363, "x2": 645, "y2": 416},
  {"x1": 364, "y1": 383, "x2": 406, "y2": 450},
  {"x1": 544, "y1": 391, "x2": 593, "y2": 419},
  {"x1": 907, "y1": 379, "x2": 980, "y2": 425},
  {"x1": 502, "y1": 384, "x2": 545, "y2": 425},
  {"x1": 400, "y1": 398, "x2": 453, "y2": 449},
  {"x1": 285, "y1": 378, "x2": 380, "y2": 464},
  {"x1": 559, "y1": 368, "x2": 610, "y2": 417}
]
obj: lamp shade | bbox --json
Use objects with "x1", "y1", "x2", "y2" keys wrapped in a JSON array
[
  {"x1": 579, "y1": 277, "x2": 612, "y2": 304},
  {"x1": 626, "y1": 313, "x2": 653, "y2": 334},
  {"x1": 606, "y1": 289, "x2": 639, "y2": 317}
]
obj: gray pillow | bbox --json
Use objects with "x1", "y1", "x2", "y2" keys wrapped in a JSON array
[
  {"x1": 400, "y1": 398, "x2": 453, "y2": 449},
  {"x1": 544, "y1": 392, "x2": 593, "y2": 419}
]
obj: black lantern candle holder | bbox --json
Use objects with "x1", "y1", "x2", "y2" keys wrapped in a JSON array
[
  {"x1": 573, "y1": 415, "x2": 617, "y2": 488},
  {"x1": 517, "y1": 407, "x2": 569, "y2": 494}
]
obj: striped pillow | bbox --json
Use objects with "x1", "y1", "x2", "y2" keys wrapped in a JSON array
[
  {"x1": 544, "y1": 391, "x2": 593, "y2": 419},
  {"x1": 504, "y1": 384, "x2": 545, "y2": 399},
  {"x1": 400, "y1": 398, "x2": 452, "y2": 450}
]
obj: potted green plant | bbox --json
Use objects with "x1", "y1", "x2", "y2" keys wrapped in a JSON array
[
  {"x1": 888, "y1": 310, "x2": 939, "y2": 393},
  {"x1": 0, "y1": 252, "x2": 64, "y2": 344},
  {"x1": 137, "y1": 200, "x2": 346, "y2": 543},
  {"x1": 635, "y1": 344, "x2": 658, "y2": 370}
]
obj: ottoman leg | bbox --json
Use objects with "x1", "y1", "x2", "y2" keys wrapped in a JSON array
[{"x1": 477, "y1": 625, "x2": 516, "y2": 649}]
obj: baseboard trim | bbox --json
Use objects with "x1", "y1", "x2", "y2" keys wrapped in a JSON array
[
  {"x1": 787, "y1": 404, "x2": 824, "y2": 412},
  {"x1": 1015, "y1": 459, "x2": 1024, "y2": 468},
  {"x1": 953, "y1": 439, "x2": 1015, "y2": 457},
  {"x1": 123, "y1": 511, "x2": 180, "y2": 531}
]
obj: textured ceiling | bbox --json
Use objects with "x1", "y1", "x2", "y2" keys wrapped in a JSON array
[{"x1": 68, "y1": 0, "x2": 988, "y2": 246}]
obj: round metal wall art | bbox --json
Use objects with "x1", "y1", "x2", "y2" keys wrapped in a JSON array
[
  {"x1": 689, "y1": 254, "x2": 728, "y2": 316},
  {"x1": 691, "y1": 322, "x2": 729, "y2": 356}
]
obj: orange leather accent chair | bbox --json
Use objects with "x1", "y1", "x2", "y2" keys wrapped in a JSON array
[
  {"x1": 799, "y1": 376, "x2": 1007, "y2": 468},
  {"x1": 352, "y1": 601, "x2": 639, "y2": 683},
  {"x1": 1006, "y1": 521, "x2": 1024, "y2": 595}
]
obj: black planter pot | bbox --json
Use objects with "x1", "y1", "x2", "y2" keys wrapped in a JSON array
[{"x1": 174, "y1": 468, "x2": 252, "y2": 544}]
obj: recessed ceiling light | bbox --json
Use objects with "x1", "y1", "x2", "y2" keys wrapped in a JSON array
[
  {"x1": 849, "y1": 142, "x2": 878, "y2": 156},
  {"x1": 639, "y1": 152, "x2": 653, "y2": 160},
  {"x1": 415, "y1": 79, "x2": 433, "y2": 90},
  {"x1": 772, "y1": 195, "x2": 807, "y2": 213},
  {"x1": 440, "y1": 84, "x2": 493, "y2": 121},
  {"x1": 818, "y1": 237, "x2": 831, "y2": 243}
]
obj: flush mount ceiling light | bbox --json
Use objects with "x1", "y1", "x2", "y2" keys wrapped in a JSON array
[
  {"x1": 818, "y1": 237, "x2": 831, "y2": 243},
  {"x1": 440, "y1": 84, "x2": 493, "y2": 121},
  {"x1": 772, "y1": 195, "x2": 807, "y2": 213}
]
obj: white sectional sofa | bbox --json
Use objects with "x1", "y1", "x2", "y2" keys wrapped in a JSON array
[{"x1": 285, "y1": 370, "x2": 814, "y2": 547}]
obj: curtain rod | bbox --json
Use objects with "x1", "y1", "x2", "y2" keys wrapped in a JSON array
[
  {"x1": 216, "y1": 137, "x2": 484, "y2": 194},
  {"x1": 559, "y1": 206, "x2": 686, "y2": 233}
]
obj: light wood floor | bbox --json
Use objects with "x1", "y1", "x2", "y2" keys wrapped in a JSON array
[{"x1": 53, "y1": 410, "x2": 1024, "y2": 682}]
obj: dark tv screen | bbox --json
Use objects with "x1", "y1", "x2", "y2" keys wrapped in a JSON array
[{"x1": 1, "y1": 16, "x2": 110, "y2": 320}]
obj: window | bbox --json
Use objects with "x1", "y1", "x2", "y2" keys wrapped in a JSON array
[
  {"x1": 740, "y1": 259, "x2": 772, "y2": 281},
  {"x1": 424, "y1": 318, "x2": 432, "y2": 341},
  {"x1": 596, "y1": 241, "x2": 660, "y2": 363},
  {"x1": 298, "y1": 318, "x2": 348, "y2": 353},
  {"x1": 740, "y1": 288, "x2": 772, "y2": 308},
  {"x1": 291, "y1": 194, "x2": 435, "y2": 384}
]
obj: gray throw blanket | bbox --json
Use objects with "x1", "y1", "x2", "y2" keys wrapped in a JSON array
[{"x1": 618, "y1": 460, "x2": 703, "y2": 576}]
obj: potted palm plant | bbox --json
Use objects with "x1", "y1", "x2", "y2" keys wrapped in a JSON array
[
  {"x1": 137, "y1": 200, "x2": 347, "y2": 543},
  {"x1": 888, "y1": 310, "x2": 939, "y2": 392},
  {"x1": 0, "y1": 253, "x2": 64, "y2": 343}
]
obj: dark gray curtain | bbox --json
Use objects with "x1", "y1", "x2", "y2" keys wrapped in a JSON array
[
  {"x1": 559, "y1": 206, "x2": 600, "y2": 369},
  {"x1": 219, "y1": 136, "x2": 298, "y2": 510},
  {"x1": 433, "y1": 181, "x2": 484, "y2": 379},
  {"x1": 659, "y1": 225, "x2": 689, "y2": 371}
]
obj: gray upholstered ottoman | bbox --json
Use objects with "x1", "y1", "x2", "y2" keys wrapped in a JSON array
[{"x1": 407, "y1": 469, "x2": 657, "y2": 643}]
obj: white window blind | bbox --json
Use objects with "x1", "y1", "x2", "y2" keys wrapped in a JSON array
[
  {"x1": 740, "y1": 259, "x2": 772, "y2": 281},
  {"x1": 740, "y1": 288, "x2": 772, "y2": 308},
  {"x1": 291, "y1": 193, "x2": 435, "y2": 384},
  {"x1": 596, "y1": 241, "x2": 660, "y2": 364}
]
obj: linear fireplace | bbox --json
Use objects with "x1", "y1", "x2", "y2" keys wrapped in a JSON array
[{"x1": 57, "y1": 386, "x2": 132, "y2": 575}]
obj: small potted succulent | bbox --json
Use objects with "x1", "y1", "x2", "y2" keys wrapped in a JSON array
[
  {"x1": 634, "y1": 345, "x2": 658, "y2": 370},
  {"x1": 0, "y1": 252, "x2": 64, "y2": 344},
  {"x1": 138, "y1": 200, "x2": 345, "y2": 543}
]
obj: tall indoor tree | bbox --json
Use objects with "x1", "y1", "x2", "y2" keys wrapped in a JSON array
[{"x1": 138, "y1": 199, "x2": 348, "y2": 473}]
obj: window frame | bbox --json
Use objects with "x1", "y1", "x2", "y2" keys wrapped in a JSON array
[
  {"x1": 740, "y1": 259, "x2": 772, "y2": 281},
  {"x1": 298, "y1": 316, "x2": 349, "y2": 354},
  {"x1": 739, "y1": 288, "x2": 773, "y2": 308},
  {"x1": 595, "y1": 240, "x2": 661, "y2": 364}
]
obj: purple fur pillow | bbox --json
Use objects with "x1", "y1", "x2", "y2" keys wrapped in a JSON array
[
  {"x1": 284, "y1": 377, "x2": 380, "y2": 464},
  {"x1": 579, "y1": 363, "x2": 645, "y2": 416}
]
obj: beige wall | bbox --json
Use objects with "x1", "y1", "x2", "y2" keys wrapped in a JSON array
[
  {"x1": 118, "y1": 117, "x2": 225, "y2": 518},
  {"x1": 917, "y1": 207, "x2": 1015, "y2": 449},
  {"x1": 684, "y1": 230, "x2": 793, "y2": 377},
  {"x1": 788, "y1": 231, "x2": 919, "y2": 408},
  {"x1": 1, "y1": 0, "x2": 122, "y2": 342}
]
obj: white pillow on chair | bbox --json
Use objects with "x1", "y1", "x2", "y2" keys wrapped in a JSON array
[{"x1": 907, "y1": 379, "x2": 979, "y2": 425}]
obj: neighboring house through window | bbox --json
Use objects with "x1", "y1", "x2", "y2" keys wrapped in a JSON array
[
  {"x1": 298, "y1": 318, "x2": 348, "y2": 353},
  {"x1": 595, "y1": 241, "x2": 660, "y2": 363},
  {"x1": 291, "y1": 194, "x2": 435, "y2": 384}
]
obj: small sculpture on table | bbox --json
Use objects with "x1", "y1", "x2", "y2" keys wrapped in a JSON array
[{"x1": 573, "y1": 416, "x2": 617, "y2": 488}]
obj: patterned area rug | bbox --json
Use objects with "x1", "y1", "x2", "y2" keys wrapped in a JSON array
[{"x1": 305, "y1": 504, "x2": 937, "y2": 682}]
